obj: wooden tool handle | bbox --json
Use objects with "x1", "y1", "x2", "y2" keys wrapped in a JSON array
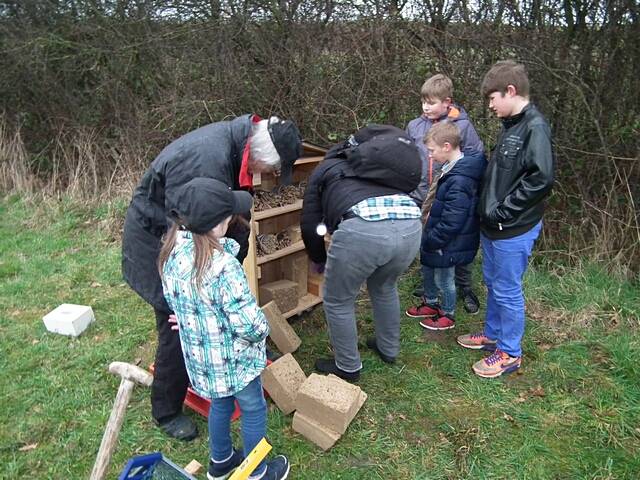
[{"x1": 89, "y1": 379, "x2": 135, "y2": 480}]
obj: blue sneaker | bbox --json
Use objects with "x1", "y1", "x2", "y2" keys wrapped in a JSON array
[
  {"x1": 249, "y1": 455, "x2": 290, "y2": 480},
  {"x1": 207, "y1": 449, "x2": 243, "y2": 480}
]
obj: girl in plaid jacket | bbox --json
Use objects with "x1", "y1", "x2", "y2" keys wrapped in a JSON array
[{"x1": 158, "y1": 177, "x2": 290, "y2": 480}]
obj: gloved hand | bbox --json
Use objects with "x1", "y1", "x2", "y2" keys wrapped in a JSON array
[{"x1": 311, "y1": 262, "x2": 325, "y2": 274}]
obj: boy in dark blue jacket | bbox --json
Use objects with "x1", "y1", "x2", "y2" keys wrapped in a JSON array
[
  {"x1": 406, "y1": 121, "x2": 486, "y2": 330},
  {"x1": 406, "y1": 74, "x2": 485, "y2": 314}
]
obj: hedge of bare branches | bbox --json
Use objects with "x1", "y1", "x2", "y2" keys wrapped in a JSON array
[{"x1": 0, "y1": 0, "x2": 639, "y2": 272}]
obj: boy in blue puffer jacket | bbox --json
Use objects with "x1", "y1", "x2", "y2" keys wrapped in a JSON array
[
  {"x1": 406, "y1": 74, "x2": 485, "y2": 314},
  {"x1": 405, "y1": 121, "x2": 486, "y2": 330}
]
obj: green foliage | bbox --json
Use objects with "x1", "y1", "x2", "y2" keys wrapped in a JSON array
[{"x1": 1, "y1": 196, "x2": 639, "y2": 478}]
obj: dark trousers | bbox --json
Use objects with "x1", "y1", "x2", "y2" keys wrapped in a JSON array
[
  {"x1": 151, "y1": 308, "x2": 189, "y2": 422},
  {"x1": 455, "y1": 262, "x2": 473, "y2": 291}
]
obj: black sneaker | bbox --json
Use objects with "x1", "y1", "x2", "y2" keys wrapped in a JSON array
[
  {"x1": 157, "y1": 413, "x2": 198, "y2": 441},
  {"x1": 365, "y1": 337, "x2": 396, "y2": 364},
  {"x1": 208, "y1": 449, "x2": 243, "y2": 480},
  {"x1": 259, "y1": 455, "x2": 290, "y2": 480},
  {"x1": 314, "y1": 358, "x2": 360, "y2": 382},
  {"x1": 461, "y1": 288, "x2": 480, "y2": 315},
  {"x1": 412, "y1": 286, "x2": 424, "y2": 298}
]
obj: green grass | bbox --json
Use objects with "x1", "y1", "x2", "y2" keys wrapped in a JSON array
[{"x1": 1, "y1": 195, "x2": 639, "y2": 479}]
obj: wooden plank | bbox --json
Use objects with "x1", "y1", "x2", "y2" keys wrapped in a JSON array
[
  {"x1": 243, "y1": 217, "x2": 259, "y2": 298},
  {"x1": 257, "y1": 240, "x2": 305, "y2": 265},
  {"x1": 282, "y1": 293, "x2": 323, "y2": 318},
  {"x1": 294, "y1": 156, "x2": 324, "y2": 165},
  {"x1": 254, "y1": 200, "x2": 303, "y2": 220},
  {"x1": 302, "y1": 141, "x2": 328, "y2": 154}
]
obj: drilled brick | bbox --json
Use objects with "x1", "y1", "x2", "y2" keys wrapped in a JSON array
[{"x1": 259, "y1": 280, "x2": 298, "y2": 313}]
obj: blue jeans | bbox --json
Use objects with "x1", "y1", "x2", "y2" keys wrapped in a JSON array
[
  {"x1": 481, "y1": 221, "x2": 542, "y2": 357},
  {"x1": 209, "y1": 375, "x2": 267, "y2": 476},
  {"x1": 422, "y1": 265, "x2": 456, "y2": 316}
]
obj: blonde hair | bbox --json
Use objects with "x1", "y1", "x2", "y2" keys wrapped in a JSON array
[
  {"x1": 420, "y1": 74, "x2": 453, "y2": 101},
  {"x1": 250, "y1": 117, "x2": 281, "y2": 167},
  {"x1": 425, "y1": 121, "x2": 461, "y2": 149},
  {"x1": 158, "y1": 221, "x2": 222, "y2": 289}
]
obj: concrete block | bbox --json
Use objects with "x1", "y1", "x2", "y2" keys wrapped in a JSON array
[
  {"x1": 261, "y1": 302, "x2": 301, "y2": 354},
  {"x1": 259, "y1": 280, "x2": 298, "y2": 312},
  {"x1": 261, "y1": 353, "x2": 307, "y2": 414},
  {"x1": 42, "y1": 304, "x2": 94, "y2": 337},
  {"x1": 282, "y1": 254, "x2": 308, "y2": 298},
  {"x1": 295, "y1": 373, "x2": 368, "y2": 435},
  {"x1": 292, "y1": 411, "x2": 341, "y2": 451}
]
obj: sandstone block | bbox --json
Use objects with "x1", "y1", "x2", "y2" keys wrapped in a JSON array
[
  {"x1": 261, "y1": 301, "x2": 301, "y2": 354},
  {"x1": 261, "y1": 353, "x2": 307, "y2": 414},
  {"x1": 259, "y1": 280, "x2": 298, "y2": 312},
  {"x1": 292, "y1": 411, "x2": 341, "y2": 451},
  {"x1": 282, "y1": 254, "x2": 308, "y2": 298},
  {"x1": 286, "y1": 225, "x2": 302, "y2": 243},
  {"x1": 294, "y1": 373, "x2": 368, "y2": 435}
]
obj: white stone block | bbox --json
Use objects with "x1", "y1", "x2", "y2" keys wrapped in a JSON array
[{"x1": 43, "y1": 304, "x2": 95, "y2": 337}]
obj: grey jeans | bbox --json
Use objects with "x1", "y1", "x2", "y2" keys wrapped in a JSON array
[{"x1": 322, "y1": 217, "x2": 422, "y2": 372}]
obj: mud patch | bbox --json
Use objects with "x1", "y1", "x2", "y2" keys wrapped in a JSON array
[{"x1": 416, "y1": 329, "x2": 455, "y2": 346}]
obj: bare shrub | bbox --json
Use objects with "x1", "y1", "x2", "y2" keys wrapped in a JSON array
[
  {"x1": 0, "y1": 1, "x2": 638, "y2": 272},
  {"x1": 0, "y1": 117, "x2": 35, "y2": 194}
]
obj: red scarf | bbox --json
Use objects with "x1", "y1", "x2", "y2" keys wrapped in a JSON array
[{"x1": 238, "y1": 114, "x2": 263, "y2": 188}]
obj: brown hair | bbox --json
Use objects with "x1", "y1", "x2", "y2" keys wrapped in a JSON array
[
  {"x1": 425, "y1": 121, "x2": 461, "y2": 149},
  {"x1": 481, "y1": 60, "x2": 530, "y2": 98},
  {"x1": 158, "y1": 221, "x2": 223, "y2": 289},
  {"x1": 420, "y1": 74, "x2": 453, "y2": 101}
]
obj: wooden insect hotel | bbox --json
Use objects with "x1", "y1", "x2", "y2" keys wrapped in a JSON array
[{"x1": 243, "y1": 142, "x2": 327, "y2": 319}]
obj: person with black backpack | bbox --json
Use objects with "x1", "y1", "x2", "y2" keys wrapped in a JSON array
[{"x1": 300, "y1": 125, "x2": 423, "y2": 381}]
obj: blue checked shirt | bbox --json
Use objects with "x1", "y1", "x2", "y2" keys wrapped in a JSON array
[
  {"x1": 349, "y1": 194, "x2": 421, "y2": 221},
  {"x1": 161, "y1": 232, "x2": 268, "y2": 399}
]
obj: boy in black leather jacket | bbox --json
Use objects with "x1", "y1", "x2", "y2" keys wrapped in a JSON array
[{"x1": 456, "y1": 61, "x2": 554, "y2": 378}]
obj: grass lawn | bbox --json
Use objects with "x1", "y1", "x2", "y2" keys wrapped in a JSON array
[{"x1": 1, "y1": 195, "x2": 639, "y2": 479}]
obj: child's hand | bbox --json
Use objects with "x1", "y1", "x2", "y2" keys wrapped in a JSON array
[{"x1": 168, "y1": 314, "x2": 179, "y2": 331}]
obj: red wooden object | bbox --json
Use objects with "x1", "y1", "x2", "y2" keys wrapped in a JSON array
[{"x1": 150, "y1": 360, "x2": 271, "y2": 420}]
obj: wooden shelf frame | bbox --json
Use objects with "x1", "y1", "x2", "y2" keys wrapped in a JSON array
[
  {"x1": 282, "y1": 293, "x2": 322, "y2": 317},
  {"x1": 257, "y1": 240, "x2": 305, "y2": 265},
  {"x1": 243, "y1": 144, "x2": 327, "y2": 320},
  {"x1": 253, "y1": 200, "x2": 303, "y2": 221}
]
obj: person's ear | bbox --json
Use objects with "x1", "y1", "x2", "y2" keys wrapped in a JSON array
[
  {"x1": 444, "y1": 97, "x2": 453, "y2": 106},
  {"x1": 443, "y1": 142, "x2": 451, "y2": 152},
  {"x1": 506, "y1": 85, "x2": 517, "y2": 97}
]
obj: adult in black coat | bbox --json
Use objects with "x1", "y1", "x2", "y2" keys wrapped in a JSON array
[{"x1": 122, "y1": 114, "x2": 301, "y2": 440}]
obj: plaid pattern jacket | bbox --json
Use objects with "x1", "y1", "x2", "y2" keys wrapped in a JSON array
[{"x1": 162, "y1": 233, "x2": 268, "y2": 399}]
